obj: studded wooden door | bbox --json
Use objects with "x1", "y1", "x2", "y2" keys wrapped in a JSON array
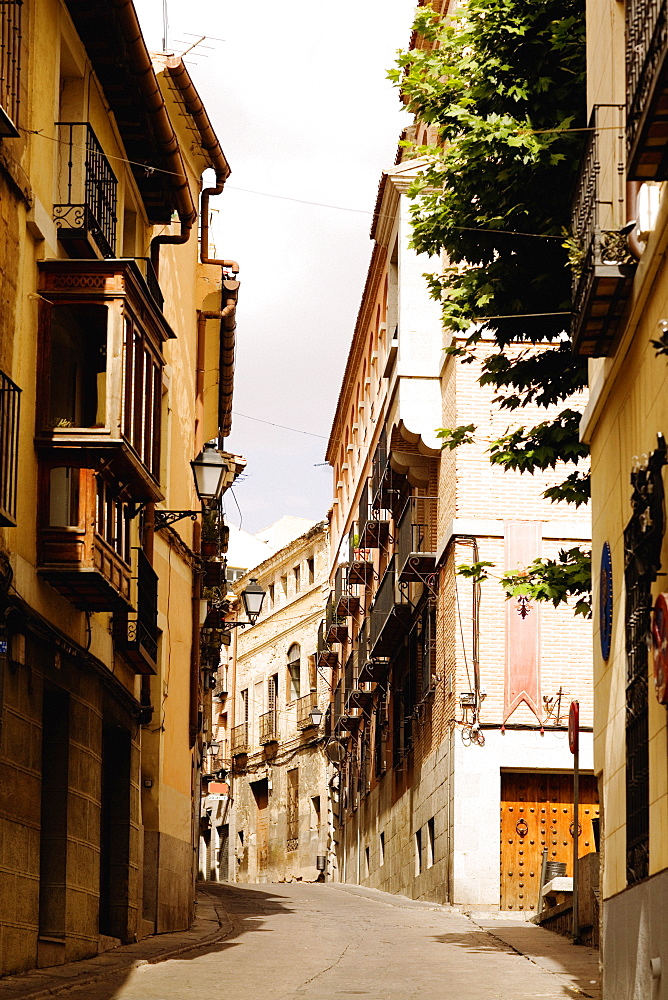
[{"x1": 500, "y1": 771, "x2": 599, "y2": 911}]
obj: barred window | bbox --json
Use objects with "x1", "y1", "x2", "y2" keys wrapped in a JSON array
[{"x1": 0, "y1": 1, "x2": 22, "y2": 137}]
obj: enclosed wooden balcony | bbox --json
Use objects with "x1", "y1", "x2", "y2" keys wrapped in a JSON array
[
  {"x1": 38, "y1": 468, "x2": 132, "y2": 611},
  {"x1": 296, "y1": 692, "x2": 317, "y2": 730},
  {"x1": 36, "y1": 259, "x2": 175, "y2": 502},
  {"x1": 570, "y1": 105, "x2": 637, "y2": 357},
  {"x1": 627, "y1": 0, "x2": 668, "y2": 180}
]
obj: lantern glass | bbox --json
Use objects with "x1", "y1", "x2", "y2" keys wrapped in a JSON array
[
  {"x1": 241, "y1": 578, "x2": 266, "y2": 624},
  {"x1": 191, "y1": 442, "x2": 227, "y2": 502}
]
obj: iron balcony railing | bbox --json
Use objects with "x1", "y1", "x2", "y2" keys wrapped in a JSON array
[
  {"x1": 368, "y1": 555, "x2": 410, "y2": 656},
  {"x1": 231, "y1": 722, "x2": 250, "y2": 755},
  {"x1": 370, "y1": 432, "x2": 387, "y2": 506},
  {"x1": 54, "y1": 122, "x2": 118, "y2": 258},
  {"x1": 259, "y1": 710, "x2": 278, "y2": 744},
  {"x1": 626, "y1": 0, "x2": 668, "y2": 179},
  {"x1": 333, "y1": 680, "x2": 343, "y2": 730},
  {"x1": 113, "y1": 548, "x2": 158, "y2": 671},
  {"x1": 325, "y1": 595, "x2": 347, "y2": 642},
  {"x1": 570, "y1": 105, "x2": 636, "y2": 357},
  {"x1": 0, "y1": 369, "x2": 20, "y2": 526},
  {"x1": 296, "y1": 691, "x2": 317, "y2": 729},
  {"x1": 0, "y1": 0, "x2": 22, "y2": 137},
  {"x1": 397, "y1": 496, "x2": 438, "y2": 583},
  {"x1": 133, "y1": 257, "x2": 164, "y2": 312}
]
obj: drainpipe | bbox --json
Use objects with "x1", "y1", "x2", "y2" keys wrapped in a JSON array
[
  {"x1": 166, "y1": 58, "x2": 239, "y2": 440},
  {"x1": 626, "y1": 181, "x2": 644, "y2": 260},
  {"x1": 456, "y1": 536, "x2": 481, "y2": 721},
  {"x1": 110, "y1": 1, "x2": 197, "y2": 273}
]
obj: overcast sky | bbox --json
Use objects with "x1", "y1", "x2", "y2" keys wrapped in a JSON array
[{"x1": 134, "y1": 0, "x2": 416, "y2": 534}]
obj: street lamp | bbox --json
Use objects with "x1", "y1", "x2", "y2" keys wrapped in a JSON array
[
  {"x1": 154, "y1": 442, "x2": 230, "y2": 529},
  {"x1": 240, "y1": 578, "x2": 266, "y2": 625},
  {"x1": 191, "y1": 441, "x2": 229, "y2": 504},
  {"x1": 309, "y1": 705, "x2": 323, "y2": 727}
]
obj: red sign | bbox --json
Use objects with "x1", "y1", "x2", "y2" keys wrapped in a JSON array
[{"x1": 568, "y1": 701, "x2": 579, "y2": 754}]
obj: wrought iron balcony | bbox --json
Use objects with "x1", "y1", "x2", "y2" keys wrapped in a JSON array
[
  {"x1": 348, "y1": 527, "x2": 374, "y2": 585},
  {"x1": 334, "y1": 564, "x2": 359, "y2": 616},
  {"x1": 368, "y1": 556, "x2": 411, "y2": 658},
  {"x1": 316, "y1": 619, "x2": 338, "y2": 670},
  {"x1": 396, "y1": 496, "x2": 438, "y2": 583},
  {"x1": 570, "y1": 105, "x2": 637, "y2": 357},
  {"x1": 325, "y1": 596, "x2": 347, "y2": 644},
  {"x1": 296, "y1": 691, "x2": 317, "y2": 730},
  {"x1": 259, "y1": 710, "x2": 278, "y2": 744},
  {"x1": 357, "y1": 617, "x2": 389, "y2": 683},
  {"x1": 0, "y1": 369, "x2": 21, "y2": 526},
  {"x1": 627, "y1": 0, "x2": 668, "y2": 179},
  {"x1": 0, "y1": 0, "x2": 21, "y2": 137},
  {"x1": 231, "y1": 722, "x2": 250, "y2": 755},
  {"x1": 113, "y1": 549, "x2": 159, "y2": 673},
  {"x1": 54, "y1": 123, "x2": 118, "y2": 258}
]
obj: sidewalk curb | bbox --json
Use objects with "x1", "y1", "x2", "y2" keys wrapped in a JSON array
[{"x1": 0, "y1": 891, "x2": 237, "y2": 1000}]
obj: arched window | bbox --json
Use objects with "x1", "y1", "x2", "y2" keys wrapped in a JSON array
[{"x1": 287, "y1": 643, "x2": 301, "y2": 701}]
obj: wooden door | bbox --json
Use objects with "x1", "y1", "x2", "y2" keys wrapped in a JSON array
[
  {"x1": 251, "y1": 779, "x2": 269, "y2": 878},
  {"x1": 500, "y1": 771, "x2": 599, "y2": 911}
]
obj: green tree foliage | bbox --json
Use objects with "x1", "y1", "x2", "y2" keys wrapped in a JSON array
[{"x1": 391, "y1": 0, "x2": 591, "y2": 612}]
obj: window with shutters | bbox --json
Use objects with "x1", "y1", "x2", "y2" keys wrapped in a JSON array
[
  {"x1": 287, "y1": 643, "x2": 300, "y2": 701},
  {"x1": 0, "y1": 1, "x2": 22, "y2": 137},
  {"x1": 0, "y1": 369, "x2": 20, "y2": 526}
]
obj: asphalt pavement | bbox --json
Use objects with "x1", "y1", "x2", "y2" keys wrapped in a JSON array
[{"x1": 0, "y1": 882, "x2": 601, "y2": 1000}]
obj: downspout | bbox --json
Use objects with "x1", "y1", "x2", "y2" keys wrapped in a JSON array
[
  {"x1": 626, "y1": 181, "x2": 644, "y2": 260},
  {"x1": 456, "y1": 536, "x2": 481, "y2": 722},
  {"x1": 166, "y1": 58, "x2": 239, "y2": 441},
  {"x1": 110, "y1": 1, "x2": 197, "y2": 272}
]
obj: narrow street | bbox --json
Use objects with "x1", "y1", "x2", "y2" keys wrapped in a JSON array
[{"x1": 56, "y1": 883, "x2": 597, "y2": 1000}]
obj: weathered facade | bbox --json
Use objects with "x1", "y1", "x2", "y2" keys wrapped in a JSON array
[
  {"x1": 216, "y1": 522, "x2": 330, "y2": 884},
  {"x1": 0, "y1": 0, "x2": 241, "y2": 976},
  {"x1": 576, "y1": 1, "x2": 668, "y2": 996},
  {"x1": 324, "y1": 130, "x2": 594, "y2": 910}
]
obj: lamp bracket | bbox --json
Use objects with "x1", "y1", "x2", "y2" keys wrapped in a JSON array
[{"x1": 155, "y1": 510, "x2": 200, "y2": 530}]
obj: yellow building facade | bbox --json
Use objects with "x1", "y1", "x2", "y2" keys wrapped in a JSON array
[
  {"x1": 0, "y1": 0, "x2": 241, "y2": 976},
  {"x1": 577, "y1": 1, "x2": 668, "y2": 995}
]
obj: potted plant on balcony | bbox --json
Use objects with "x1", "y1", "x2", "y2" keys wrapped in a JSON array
[{"x1": 201, "y1": 509, "x2": 221, "y2": 559}]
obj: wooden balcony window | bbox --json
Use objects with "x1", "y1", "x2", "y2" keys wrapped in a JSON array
[
  {"x1": 0, "y1": 369, "x2": 21, "y2": 526},
  {"x1": 38, "y1": 466, "x2": 132, "y2": 610},
  {"x1": 0, "y1": 1, "x2": 22, "y2": 138},
  {"x1": 36, "y1": 260, "x2": 173, "y2": 501}
]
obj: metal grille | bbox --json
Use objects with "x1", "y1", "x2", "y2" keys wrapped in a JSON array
[
  {"x1": 135, "y1": 549, "x2": 158, "y2": 663},
  {"x1": 626, "y1": 0, "x2": 667, "y2": 158},
  {"x1": 231, "y1": 722, "x2": 249, "y2": 755},
  {"x1": 0, "y1": 1, "x2": 21, "y2": 135},
  {"x1": 0, "y1": 368, "x2": 20, "y2": 526},
  {"x1": 623, "y1": 439, "x2": 667, "y2": 884},
  {"x1": 259, "y1": 710, "x2": 277, "y2": 744},
  {"x1": 54, "y1": 123, "x2": 118, "y2": 257},
  {"x1": 287, "y1": 768, "x2": 299, "y2": 849}
]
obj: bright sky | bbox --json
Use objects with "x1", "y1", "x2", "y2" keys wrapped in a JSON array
[{"x1": 134, "y1": 0, "x2": 416, "y2": 534}]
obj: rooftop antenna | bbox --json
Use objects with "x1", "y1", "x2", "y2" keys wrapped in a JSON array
[{"x1": 162, "y1": 0, "x2": 169, "y2": 52}]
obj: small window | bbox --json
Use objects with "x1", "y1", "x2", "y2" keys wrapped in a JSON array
[
  {"x1": 307, "y1": 557, "x2": 314, "y2": 585},
  {"x1": 427, "y1": 817, "x2": 435, "y2": 869},
  {"x1": 280, "y1": 574, "x2": 288, "y2": 597},
  {"x1": 415, "y1": 829, "x2": 422, "y2": 876},
  {"x1": 294, "y1": 564, "x2": 301, "y2": 592},
  {"x1": 379, "y1": 831, "x2": 385, "y2": 867},
  {"x1": 365, "y1": 845, "x2": 370, "y2": 878},
  {"x1": 287, "y1": 643, "x2": 300, "y2": 701},
  {"x1": 268, "y1": 582, "x2": 275, "y2": 607}
]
